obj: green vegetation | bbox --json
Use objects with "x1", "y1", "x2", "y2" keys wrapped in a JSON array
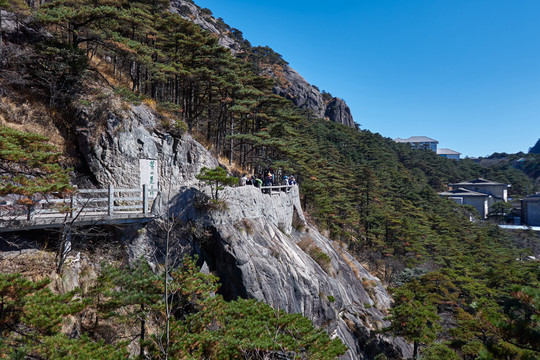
[
  {"x1": 0, "y1": 272, "x2": 127, "y2": 359},
  {"x1": 0, "y1": 1, "x2": 538, "y2": 358},
  {"x1": 196, "y1": 166, "x2": 238, "y2": 200},
  {"x1": 0, "y1": 125, "x2": 71, "y2": 197},
  {"x1": 297, "y1": 236, "x2": 333, "y2": 274},
  {"x1": 0, "y1": 259, "x2": 346, "y2": 359},
  {"x1": 384, "y1": 276, "x2": 444, "y2": 359}
]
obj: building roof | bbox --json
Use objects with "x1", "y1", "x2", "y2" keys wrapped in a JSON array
[
  {"x1": 439, "y1": 188, "x2": 492, "y2": 198},
  {"x1": 522, "y1": 194, "x2": 540, "y2": 202},
  {"x1": 450, "y1": 178, "x2": 510, "y2": 187},
  {"x1": 394, "y1": 136, "x2": 439, "y2": 144},
  {"x1": 437, "y1": 148, "x2": 461, "y2": 155}
]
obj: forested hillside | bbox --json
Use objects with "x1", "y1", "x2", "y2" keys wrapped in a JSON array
[
  {"x1": 477, "y1": 150, "x2": 540, "y2": 190},
  {"x1": 0, "y1": 0, "x2": 538, "y2": 359}
]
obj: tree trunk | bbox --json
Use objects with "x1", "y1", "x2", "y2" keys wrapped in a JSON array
[
  {"x1": 140, "y1": 304, "x2": 145, "y2": 358},
  {"x1": 0, "y1": 10, "x2": 3, "y2": 53},
  {"x1": 229, "y1": 115, "x2": 234, "y2": 166}
]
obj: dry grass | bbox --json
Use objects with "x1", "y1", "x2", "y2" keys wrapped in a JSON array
[
  {"x1": 0, "y1": 97, "x2": 66, "y2": 152},
  {"x1": 270, "y1": 64, "x2": 291, "y2": 89},
  {"x1": 233, "y1": 218, "x2": 254, "y2": 235},
  {"x1": 88, "y1": 56, "x2": 131, "y2": 90},
  {"x1": 216, "y1": 155, "x2": 253, "y2": 178},
  {"x1": 205, "y1": 199, "x2": 229, "y2": 212},
  {"x1": 0, "y1": 250, "x2": 56, "y2": 280},
  {"x1": 331, "y1": 241, "x2": 362, "y2": 281},
  {"x1": 297, "y1": 236, "x2": 333, "y2": 275}
]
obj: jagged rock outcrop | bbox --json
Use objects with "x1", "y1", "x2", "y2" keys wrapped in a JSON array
[
  {"x1": 326, "y1": 97, "x2": 355, "y2": 128},
  {"x1": 73, "y1": 103, "x2": 410, "y2": 358},
  {"x1": 169, "y1": 0, "x2": 356, "y2": 127},
  {"x1": 262, "y1": 64, "x2": 327, "y2": 118}
]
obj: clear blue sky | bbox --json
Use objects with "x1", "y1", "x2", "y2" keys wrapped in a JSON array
[{"x1": 196, "y1": 0, "x2": 540, "y2": 157}]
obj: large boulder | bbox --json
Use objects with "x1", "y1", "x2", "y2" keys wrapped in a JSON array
[
  {"x1": 130, "y1": 184, "x2": 412, "y2": 359},
  {"x1": 326, "y1": 97, "x2": 355, "y2": 128}
]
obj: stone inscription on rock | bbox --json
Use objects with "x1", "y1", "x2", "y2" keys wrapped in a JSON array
[{"x1": 140, "y1": 159, "x2": 158, "y2": 198}]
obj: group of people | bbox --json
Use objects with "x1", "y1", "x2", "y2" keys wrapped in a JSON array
[{"x1": 239, "y1": 169, "x2": 296, "y2": 192}]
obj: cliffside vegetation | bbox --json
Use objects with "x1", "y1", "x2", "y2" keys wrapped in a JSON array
[
  {"x1": 0, "y1": 0, "x2": 538, "y2": 359},
  {"x1": 0, "y1": 258, "x2": 345, "y2": 359},
  {"x1": 0, "y1": 125, "x2": 71, "y2": 197}
]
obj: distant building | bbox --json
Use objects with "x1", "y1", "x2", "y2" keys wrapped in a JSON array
[
  {"x1": 394, "y1": 136, "x2": 438, "y2": 152},
  {"x1": 522, "y1": 194, "x2": 540, "y2": 226},
  {"x1": 449, "y1": 178, "x2": 511, "y2": 202},
  {"x1": 438, "y1": 188, "x2": 492, "y2": 219},
  {"x1": 440, "y1": 178, "x2": 512, "y2": 219},
  {"x1": 437, "y1": 148, "x2": 461, "y2": 160}
]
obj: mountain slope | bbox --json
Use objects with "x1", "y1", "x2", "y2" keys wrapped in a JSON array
[{"x1": 170, "y1": 0, "x2": 356, "y2": 127}]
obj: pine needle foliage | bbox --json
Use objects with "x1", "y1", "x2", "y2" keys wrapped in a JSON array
[
  {"x1": 0, "y1": 260, "x2": 346, "y2": 359},
  {"x1": 0, "y1": 125, "x2": 71, "y2": 197},
  {"x1": 196, "y1": 166, "x2": 238, "y2": 200}
]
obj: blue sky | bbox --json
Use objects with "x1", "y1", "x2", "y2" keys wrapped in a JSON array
[{"x1": 196, "y1": 0, "x2": 540, "y2": 157}]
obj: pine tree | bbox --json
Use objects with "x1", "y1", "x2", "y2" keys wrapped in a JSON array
[
  {"x1": 0, "y1": 273, "x2": 125, "y2": 359},
  {"x1": 160, "y1": 257, "x2": 347, "y2": 360},
  {"x1": 0, "y1": 125, "x2": 71, "y2": 197},
  {"x1": 196, "y1": 166, "x2": 238, "y2": 200},
  {"x1": 93, "y1": 260, "x2": 162, "y2": 358},
  {"x1": 384, "y1": 277, "x2": 444, "y2": 360}
]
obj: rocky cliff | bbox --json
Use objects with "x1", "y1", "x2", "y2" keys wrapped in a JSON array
[
  {"x1": 170, "y1": 0, "x2": 356, "y2": 128},
  {"x1": 73, "y1": 101, "x2": 409, "y2": 359}
]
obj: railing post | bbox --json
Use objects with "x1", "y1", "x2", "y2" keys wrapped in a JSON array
[
  {"x1": 108, "y1": 183, "x2": 114, "y2": 216},
  {"x1": 142, "y1": 184, "x2": 148, "y2": 216},
  {"x1": 27, "y1": 204, "x2": 35, "y2": 221},
  {"x1": 70, "y1": 185, "x2": 77, "y2": 218}
]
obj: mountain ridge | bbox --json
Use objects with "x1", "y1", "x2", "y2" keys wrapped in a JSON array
[{"x1": 170, "y1": 0, "x2": 357, "y2": 128}]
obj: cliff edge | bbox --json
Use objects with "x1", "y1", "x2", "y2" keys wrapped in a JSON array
[{"x1": 75, "y1": 100, "x2": 409, "y2": 359}]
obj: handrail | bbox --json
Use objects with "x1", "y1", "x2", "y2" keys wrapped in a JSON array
[
  {"x1": 259, "y1": 184, "x2": 295, "y2": 195},
  {"x1": 262, "y1": 185, "x2": 294, "y2": 190},
  {"x1": 0, "y1": 184, "x2": 152, "y2": 220}
]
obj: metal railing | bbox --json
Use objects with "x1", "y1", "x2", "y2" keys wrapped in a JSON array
[
  {"x1": 1, "y1": 184, "x2": 152, "y2": 220},
  {"x1": 260, "y1": 184, "x2": 294, "y2": 194}
]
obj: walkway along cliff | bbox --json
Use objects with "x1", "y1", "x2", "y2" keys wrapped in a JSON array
[{"x1": 71, "y1": 101, "x2": 411, "y2": 359}]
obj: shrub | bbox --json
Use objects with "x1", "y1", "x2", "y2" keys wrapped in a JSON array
[
  {"x1": 205, "y1": 199, "x2": 229, "y2": 212},
  {"x1": 297, "y1": 237, "x2": 333, "y2": 275},
  {"x1": 234, "y1": 218, "x2": 254, "y2": 234},
  {"x1": 196, "y1": 166, "x2": 238, "y2": 200}
]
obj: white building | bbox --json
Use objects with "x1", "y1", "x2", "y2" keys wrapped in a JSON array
[
  {"x1": 394, "y1": 136, "x2": 439, "y2": 152},
  {"x1": 437, "y1": 148, "x2": 461, "y2": 160},
  {"x1": 439, "y1": 188, "x2": 492, "y2": 219},
  {"x1": 449, "y1": 178, "x2": 511, "y2": 202}
]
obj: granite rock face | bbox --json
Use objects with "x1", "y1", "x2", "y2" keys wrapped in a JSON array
[
  {"x1": 173, "y1": 185, "x2": 411, "y2": 360},
  {"x1": 169, "y1": 0, "x2": 356, "y2": 127},
  {"x1": 169, "y1": 0, "x2": 244, "y2": 55},
  {"x1": 262, "y1": 64, "x2": 327, "y2": 119},
  {"x1": 75, "y1": 103, "x2": 218, "y2": 209},
  {"x1": 75, "y1": 103, "x2": 409, "y2": 359},
  {"x1": 326, "y1": 97, "x2": 355, "y2": 128}
]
